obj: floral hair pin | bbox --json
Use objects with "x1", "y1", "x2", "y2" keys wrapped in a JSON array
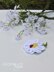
[{"x1": 23, "y1": 39, "x2": 47, "y2": 54}]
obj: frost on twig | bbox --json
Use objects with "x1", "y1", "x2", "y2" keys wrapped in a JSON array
[
  {"x1": 0, "y1": 21, "x2": 4, "y2": 28},
  {"x1": 0, "y1": 9, "x2": 54, "y2": 40},
  {"x1": 14, "y1": 5, "x2": 20, "y2": 10},
  {"x1": 35, "y1": 17, "x2": 47, "y2": 35},
  {"x1": 3, "y1": 25, "x2": 11, "y2": 31},
  {"x1": 16, "y1": 30, "x2": 24, "y2": 40}
]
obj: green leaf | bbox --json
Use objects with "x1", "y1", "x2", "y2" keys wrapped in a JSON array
[
  {"x1": 19, "y1": 11, "x2": 28, "y2": 21},
  {"x1": 42, "y1": 42, "x2": 47, "y2": 47}
]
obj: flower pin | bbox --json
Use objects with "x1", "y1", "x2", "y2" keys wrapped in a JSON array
[{"x1": 23, "y1": 39, "x2": 47, "y2": 54}]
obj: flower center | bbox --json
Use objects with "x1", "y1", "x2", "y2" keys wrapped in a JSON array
[{"x1": 30, "y1": 43, "x2": 38, "y2": 48}]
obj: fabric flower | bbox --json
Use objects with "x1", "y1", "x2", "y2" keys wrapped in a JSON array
[{"x1": 23, "y1": 39, "x2": 47, "y2": 54}]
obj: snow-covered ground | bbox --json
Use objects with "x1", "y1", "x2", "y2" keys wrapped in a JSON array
[{"x1": 0, "y1": 10, "x2": 54, "y2": 72}]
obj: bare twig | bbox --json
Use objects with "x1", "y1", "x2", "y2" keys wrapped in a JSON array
[{"x1": 37, "y1": 14, "x2": 54, "y2": 20}]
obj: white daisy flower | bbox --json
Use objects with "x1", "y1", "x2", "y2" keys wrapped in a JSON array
[{"x1": 23, "y1": 39, "x2": 47, "y2": 54}]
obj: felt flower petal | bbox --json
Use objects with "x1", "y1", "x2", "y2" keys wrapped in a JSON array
[{"x1": 23, "y1": 39, "x2": 47, "y2": 55}]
